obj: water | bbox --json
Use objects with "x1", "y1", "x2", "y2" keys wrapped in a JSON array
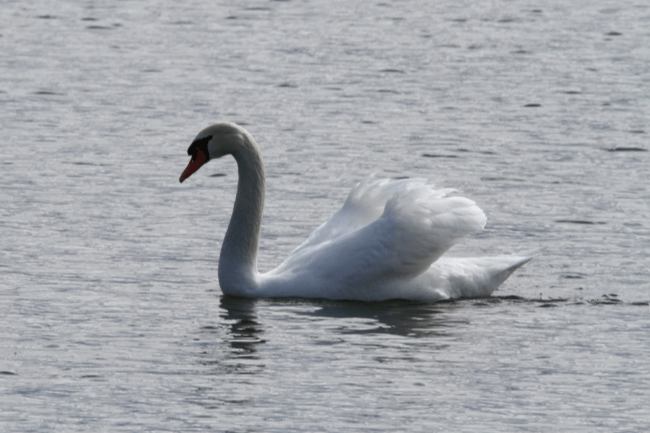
[{"x1": 1, "y1": 0, "x2": 649, "y2": 431}]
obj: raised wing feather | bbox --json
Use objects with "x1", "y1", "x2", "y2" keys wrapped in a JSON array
[
  {"x1": 264, "y1": 177, "x2": 487, "y2": 298},
  {"x1": 290, "y1": 175, "x2": 426, "y2": 254}
]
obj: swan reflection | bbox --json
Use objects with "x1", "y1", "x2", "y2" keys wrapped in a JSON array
[
  {"x1": 218, "y1": 296, "x2": 265, "y2": 357},
  {"x1": 195, "y1": 296, "x2": 266, "y2": 376},
  {"x1": 297, "y1": 299, "x2": 471, "y2": 339}
]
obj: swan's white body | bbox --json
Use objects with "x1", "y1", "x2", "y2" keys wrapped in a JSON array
[{"x1": 180, "y1": 122, "x2": 533, "y2": 302}]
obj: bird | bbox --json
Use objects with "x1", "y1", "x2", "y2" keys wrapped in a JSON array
[{"x1": 179, "y1": 122, "x2": 534, "y2": 301}]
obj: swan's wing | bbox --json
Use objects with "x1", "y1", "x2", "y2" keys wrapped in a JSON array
[
  {"x1": 373, "y1": 180, "x2": 487, "y2": 275},
  {"x1": 290, "y1": 175, "x2": 428, "y2": 255},
  {"x1": 266, "y1": 180, "x2": 487, "y2": 298}
]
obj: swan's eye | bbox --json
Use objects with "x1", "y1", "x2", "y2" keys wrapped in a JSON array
[{"x1": 187, "y1": 135, "x2": 212, "y2": 161}]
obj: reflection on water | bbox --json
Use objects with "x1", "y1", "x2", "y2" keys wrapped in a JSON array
[
  {"x1": 297, "y1": 299, "x2": 470, "y2": 338},
  {"x1": 195, "y1": 296, "x2": 266, "y2": 375},
  {"x1": 218, "y1": 296, "x2": 266, "y2": 357},
  {"x1": 284, "y1": 300, "x2": 468, "y2": 338}
]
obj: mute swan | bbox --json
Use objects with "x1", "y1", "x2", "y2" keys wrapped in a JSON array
[{"x1": 180, "y1": 122, "x2": 533, "y2": 301}]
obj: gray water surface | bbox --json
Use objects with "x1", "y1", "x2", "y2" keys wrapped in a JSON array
[{"x1": 1, "y1": 0, "x2": 649, "y2": 431}]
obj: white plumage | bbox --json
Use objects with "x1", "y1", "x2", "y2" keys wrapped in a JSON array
[{"x1": 180, "y1": 122, "x2": 534, "y2": 301}]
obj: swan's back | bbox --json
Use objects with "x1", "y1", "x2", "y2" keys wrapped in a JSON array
[{"x1": 260, "y1": 176, "x2": 503, "y2": 301}]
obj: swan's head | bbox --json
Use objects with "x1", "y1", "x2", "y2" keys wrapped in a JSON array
[{"x1": 179, "y1": 122, "x2": 249, "y2": 183}]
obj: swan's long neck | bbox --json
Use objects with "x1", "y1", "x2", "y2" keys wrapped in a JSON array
[{"x1": 218, "y1": 136, "x2": 265, "y2": 296}]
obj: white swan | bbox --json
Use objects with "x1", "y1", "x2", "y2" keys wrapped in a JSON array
[{"x1": 180, "y1": 122, "x2": 534, "y2": 301}]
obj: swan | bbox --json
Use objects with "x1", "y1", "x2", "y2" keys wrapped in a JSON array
[{"x1": 179, "y1": 122, "x2": 534, "y2": 301}]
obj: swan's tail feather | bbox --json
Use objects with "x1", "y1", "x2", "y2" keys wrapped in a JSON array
[
  {"x1": 417, "y1": 252, "x2": 537, "y2": 301},
  {"x1": 491, "y1": 254, "x2": 535, "y2": 287},
  {"x1": 489, "y1": 249, "x2": 540, "y2": 287}
]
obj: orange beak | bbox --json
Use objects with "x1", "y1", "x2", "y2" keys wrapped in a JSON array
[{"x1": 179, "y1": 148, "x2": 207, "y2": 183}]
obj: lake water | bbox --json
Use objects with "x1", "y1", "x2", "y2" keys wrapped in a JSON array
[{"x1": 1, "y1": 0, "x2": 649, "y2": 431}]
